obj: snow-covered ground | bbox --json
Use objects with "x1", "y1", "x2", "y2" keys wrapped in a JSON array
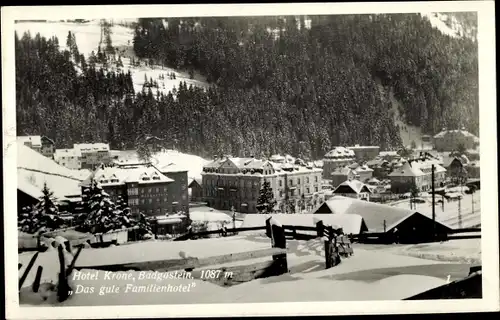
[
  {"x1": 19, "y1": 235, "x2": 468, "y2": 305},
  {"x1": 358, "y1": 239, "x2": 481, "y2": 265},
  {"x1": 14, "y1": 20, "x2": 210, "y2": 97},
  {"x1": 390, "y1": 192, "x2": 481, "y2": 228}
]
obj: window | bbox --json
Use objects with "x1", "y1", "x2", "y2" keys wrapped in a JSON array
[
  {"x1": 148, "y1": 199, "x2": 152, "y2": 204},
  {"x1": 156, "y1": 198, "x2": 160, "y2": 202},
  {"x1": 315, "y1": 176, "x2": 318, "y2": 182},
  {"x1": 279, "y1": 180, "x2": 282, "y2": 187},
  {"x1": 306, "y1": 177, "x2": 310, "y2": 183},
  {"x1": 140, "y1": 199, "x2": 145, "y2": 204},
  {"x1": 289, "y1": 179, "x2": 293, "y2": 186},
  {"x1": 315, "y1": 187, "x2": 318, "y2": 192},
  {"x1": 164, "y1": 187, "x2": 168, "y2": 192},
  {"x1": 298, "y1": 178, "x2": 301, "y2": 185},
  {"x1": 307, "y1": 188, "x2": 310, "y2": 194},
  {"x1": 164, "y1": 197, "x2": 168, "y2": 202}
]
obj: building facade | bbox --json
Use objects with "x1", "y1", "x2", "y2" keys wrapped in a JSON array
[
  {"x1": 201, "y1": 156, "x2": 323, "y2": 214},
  {"x1": 322, "y1": 147, "x2": 356, "y2": 180},
  {"x1": 54, "y1": 148, "x2": 82, "y2": 170},
  {"x1": 188, "y1": 178, "x2": 204, "y2": 202},
  {"x1": 433, "y1": 128, "x2": 480, "y2": 152},
  {"x1": 347, "y1": 145, "x2": 380, "y2": 162},
  {"x1": 18, "y1": 135, "x2": 55, "y2": 159},
  {"x1": 75, "y1": 143, "x2": 112, "y2": 170},
  {"x1": 389, "y1": 158, "x2": 447, "y2": 193},
  {"x1": 159, "y1": 163, "x2": 189, "y2": 214},
  {"x1": 81, "y1": 163, "x2": 176, "y2": 216}
]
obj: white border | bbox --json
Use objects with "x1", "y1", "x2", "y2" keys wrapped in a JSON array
[{"x1": 2, "y1": 2, "x2": 498, "y2": 319}]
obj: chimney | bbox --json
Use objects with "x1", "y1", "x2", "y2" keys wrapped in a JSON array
[
  {"x1": 442, "y1": 127, "x2": 446, "y2": 132},
  {"x1": 461, "y1": 126, "x2": 466, "y2": 131},
  {"x1": 213, "y1": 155, "x2": 218, "y2": 161}
]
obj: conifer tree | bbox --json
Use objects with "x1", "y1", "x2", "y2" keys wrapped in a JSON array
[{"x1": 256, "y1": 181, "x2": 276, "y2": 214}]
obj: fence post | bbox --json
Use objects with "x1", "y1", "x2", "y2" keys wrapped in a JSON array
[
  {"x1": 324, "y1": 225, "x2": 334, "y2": 269},
  {"x1": 57, "y1": 245, "x2": 70, "y2": 302},
  {"x1": 316, "y1": 220, "x2": 324, "y2": 238},
  {"x1": 265, "y1": 217, "x2": 272, "y2": 238},
  {"x1": 270, "y1": 219, "x2": 288, "y2": 275}
]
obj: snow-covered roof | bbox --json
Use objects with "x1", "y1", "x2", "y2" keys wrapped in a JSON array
[
  {"x1": 160, "y1": 162, "x2": 188, "y2": 173},
  {"x1": 315, "y1": 196, "x2": 452, "y2": 233},
  {"x1": 333, "y1": 179, "x2": 371, "y2": 194},
  {"x1": 74, "y1": 143, "x2": 110, "y2": 152},
  {"x1": 83, "y1": 165, "x2": 174, "y2": 186},
  {"x1": 433, "y1": 129, "x2": 478, "y2": 139},
  {"x1": 54, "y1": 148, "x2": 82, "y2": 159},
  {"x1": 347, "y1": 145, "x2": 379, "y2": 150},
  {"x1": 190, "y1": 210, "x2": 232, "y2": 223},
  {"x1": 18, "y1": 168, "x2": 82, "y2": 201},
  {"x1": 324, "y1": 147, "x2": 356, "y2": 159},
  {"x1": 389, "y1": 161, "x2": 420, "y2": 177},
  {"x1": 17, "y1": 135, "x2": 42, "y2": 147},
  {"x1": 17, "y1": 144, "x2": 85, "y2": 181}
]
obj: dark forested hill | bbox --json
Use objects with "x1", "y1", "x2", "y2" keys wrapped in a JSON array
[{"x1": 15, "y1": 13, "x2": 478, "y2": 160}]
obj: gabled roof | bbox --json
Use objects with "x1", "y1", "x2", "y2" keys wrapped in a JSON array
[
  {"x1": 188, "y1": 177, "x2": 203, "y2": 187},
  {"x1": 333, "y1": 179, "x2": 371, "y2": 194},
  {"x1": 433, "y1": 129, "x2": 478, "y2": 139},
  {"x1": 314, "y1": 196, "x2": 452, "y2": 233},
  {"x1": 160, "y1": 162, "x2": 188, "y2": 173}
]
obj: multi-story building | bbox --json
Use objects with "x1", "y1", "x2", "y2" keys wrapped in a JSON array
[
  {"x1": 74, "y1": 143, "x2": 112, "y2": 170},
  {"x1": 433, "y1": 127, "x2": 480, "y2": 152},
  {"x1": 53, "y1": 148, "x2": 82, "y2": 170},
  {"x1": 388, "y1": 157, "x2": 447, "y2": 193},
  {"x1": 347, "y1": 145, "x2": 380, "y2": 162},
  {"x1": 80, "y1": 163, "x2": 175, "y2": 216},
  {"x1": 17, "y1": 135, "x2": 55, "y2": 158},
  {"x1": 201, "y1": 156, "x2": 323, "y2": 213},
  {"x1": 322, "y1": 147, "x2": 356, "y2": 180},
  {"x1": 159, "y1": 163, "x2": 189, "y2": 214}
]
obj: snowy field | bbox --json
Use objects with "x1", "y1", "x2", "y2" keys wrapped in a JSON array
[
  {"x1": 111, "y1": 149, "x2": 210, "y2": 180},
  {"x1": 18, "y1": 234, "x2": 480, "y2": 305},
  {"x1": 390, "y1": 192, "x2": 481, "y2": 228},
  {"x1": 14, "y1": 21, "x2": 210, "y2": 97}
]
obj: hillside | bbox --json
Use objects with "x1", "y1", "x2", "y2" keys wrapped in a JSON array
[{"x1": 15, "y1": 14, "x2": 478, "y2": 160}]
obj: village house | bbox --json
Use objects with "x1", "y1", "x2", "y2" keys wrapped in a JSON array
[
  {"x1": 322, "y1": 147, "x2": 356, "y2": 180},
  {"x1": 388, "y1": 157, "x2": 447, "y2": 193},
  {"x1": 332, "y1": 179, "x2": 372, "y2": 201},
  {"x1": 80, "y1": 163, "x2": 181, "y2": 216},
  {"x1": 366, "y1": 158, "x2": 392, "y2": 179},
  {"x1": 347, "y1": 145, "x2": 380, "y2": 162},
  {"x1": 144, "y1": 135, "x2": 165, "y2": 153},
  {"x1": 201, "y1": 155, "x2": 323, "y2": 213},
  {"x1": 17, "y1": 135, "x2": 55, "y2": 159},
  {"x1": 433, "y1": 127, "x2": 480, "y2": 152},
  {"x1": 188, "y1": 178, "x2": 204, "y2": 202}
]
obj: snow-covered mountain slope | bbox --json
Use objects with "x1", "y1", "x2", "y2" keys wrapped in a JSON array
[
  {"x1": 420, "y1": 12, "x2": 476, "y2": 40},
  {"x1": 14, "y1": 20, "x2": 210, "y2": 96}
]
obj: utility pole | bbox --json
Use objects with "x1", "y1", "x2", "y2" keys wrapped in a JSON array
[
  {"x1": 383, "y1": 220, "x2": 386, "y2": 233},
  {"x1": 431, "y1": 164, "x2": 436, "y2": 240}
]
